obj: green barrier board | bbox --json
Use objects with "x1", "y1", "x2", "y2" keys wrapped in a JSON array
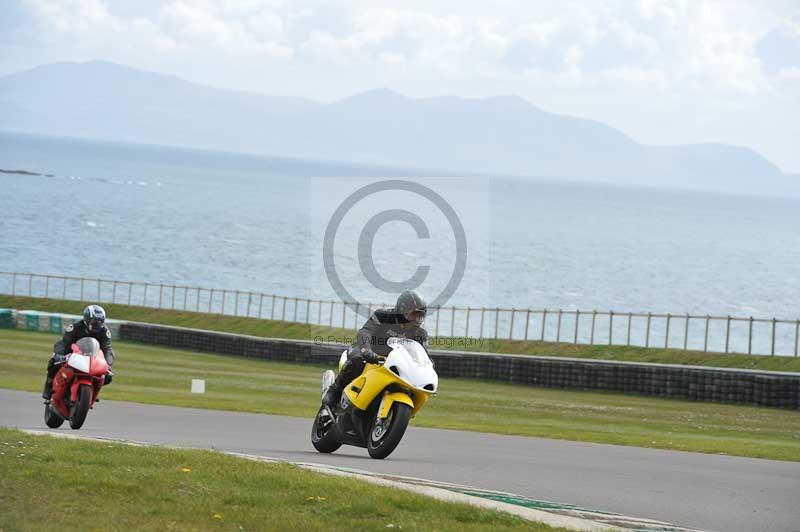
[
  {"x1": 25, "y1": 313, "x2": 39, "y2": 331},
  {"x1": 50, "y1": 315, "x2": 63, "y2": 333},
  {"x1": 0, "y1": 309, "x2": 13, "y2": 329}
]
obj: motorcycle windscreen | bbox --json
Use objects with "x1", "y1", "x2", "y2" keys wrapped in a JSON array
[
  {"x1": 387, "y1": 337, "x2": 433, "y2": 367},
  {"x1": 74, "y1": 337, "x2": 101, "y2": 357}
]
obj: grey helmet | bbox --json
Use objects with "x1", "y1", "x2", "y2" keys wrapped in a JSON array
[{"x1": 395, "y1": 290, "x2": 427, "y2": 325}]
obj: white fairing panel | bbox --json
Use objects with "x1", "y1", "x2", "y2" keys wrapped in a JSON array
[
  {"x1": 68, "y1": 353, "x2": 91, "y2": 374},
  {"x1": 385, "y1": 338, "x2": 438, "y2": 393}
]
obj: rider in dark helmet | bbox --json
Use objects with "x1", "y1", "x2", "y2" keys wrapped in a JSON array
[
  {"x1": 42, "y1": 304, "x2": 116, "y2": 400},
  {"x1": 322, "y1": 290, "x2": 430, "y2": 408}
]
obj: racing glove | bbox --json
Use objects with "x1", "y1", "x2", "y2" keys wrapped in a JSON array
[{"x1": 361, "y1": 348, "x2": 379, "y2": 364}]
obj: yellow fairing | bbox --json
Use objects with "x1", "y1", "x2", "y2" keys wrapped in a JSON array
[{"x1": 342, "y1": 363, "x2": 432, "y2": 418}]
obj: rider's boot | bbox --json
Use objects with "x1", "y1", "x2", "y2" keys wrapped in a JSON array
[
  {"x1": 322, "y1": 358, "x2": 363, "y2": 407},
  {"x1": 42, "y1": 377, "x2": 53, "y2": 401}
]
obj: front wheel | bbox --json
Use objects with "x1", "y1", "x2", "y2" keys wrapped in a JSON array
[
  {"x1": 311, "y1": 406, "x2": 341, "y2": 453},
  {"x1": 69, "y1": 384, "x2": 91, "y2": 430},
  {"x1": 44, "y1": 404, "x2": 64, "y2": 428},
  {"x1": 367, "y1": 403, "x2": 412, "y2": 459}
]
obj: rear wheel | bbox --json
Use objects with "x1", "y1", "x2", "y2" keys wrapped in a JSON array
[
  {"x1": 367, "y1": 403, "x2": 412, "y2": 459},
  {"x1": 44, "y1": 404, "x2": 64, "y2": 428},
  {"x1": 69, "y1": 385, "x2": 91, "y2": 430},
  {"x1": 311, "y1": 406, "x2": 341, "y2": 453}
]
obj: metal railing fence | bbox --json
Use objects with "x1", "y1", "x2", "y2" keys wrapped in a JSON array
[{"x1": 1, "y1": 271, "x2": 798, "y2": 356}]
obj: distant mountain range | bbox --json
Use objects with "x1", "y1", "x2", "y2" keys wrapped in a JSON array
[{"x1": 0, "y1": 60, "x2": 793, "y2": 193}]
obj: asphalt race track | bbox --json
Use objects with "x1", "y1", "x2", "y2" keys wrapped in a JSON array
[{"x1": 2, "y1": 389, "x2": 797, "y2": 532}]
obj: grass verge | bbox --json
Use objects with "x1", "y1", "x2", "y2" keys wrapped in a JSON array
[
  {"x1": 2, "y1": 329, "x2": 799, "y2": 461},
  {"x1": 2, "y1": 295, "x2": 799, "y2": 372},
  {"x1": 0, "y1": 427, "x2": 553, "y2": 532}
]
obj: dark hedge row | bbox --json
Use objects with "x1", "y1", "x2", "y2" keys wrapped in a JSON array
[{"x1": 119, "y1": 322, "x2": 800, "y2": 409}]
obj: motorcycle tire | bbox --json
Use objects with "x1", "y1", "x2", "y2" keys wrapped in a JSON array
[
  {"x1": 44, "y1": 403, "x2": 64, "y2": 428},
  {"x1": 69, "y1": 384, "x2": 91, "y2": 430},
  {"x1": 367, "y1": 403, "x2": 412, "y2": 459},
  {"x1": 311, "y1": 406, "x2": 341, "y2": 453}
]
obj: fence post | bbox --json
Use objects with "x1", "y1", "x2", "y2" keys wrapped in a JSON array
[
  {"x1": 305, "y1": 298, "x2": 311, "y2": 324},
  {"x1": 11, "y1": 272, "x2": 16, "y2": 296},
  {"x1": 45, "y1": 275, "x2": 50, "y2": 297},
  {"x1": 144, "y1": 283, "x2": 149, "y2": 307},
  {"x1": 246, "y1": 292, "x2": 252, "y2": 317},
  {"x1": 28, "y1": 274, "x2": 32, "y2": 296},
  {"x1": 208, "y1": 289, "x2": 214, "y2": 313},
  {"x1": 795, "y1": 320, "x2": 799, "y2": 357},
  {"x1": 113, "y1": 281, "x2": 118, "y2": 303},
  {"x1": 590, "y1": 310, "x2": 597, "y2": 345},
  {"x1": 196, "y1": 288, "x2": 201, "y2": 312},
  {"x1": 62, "y1": 276, "x2": 67, "y2": 299},
  {"x1": 479, "y1": 308, "x2": 485, "y2": 338},
  {"x1": 270, "y1": 295, "x2": 277, "y2": 320},
  {"x1": 626, "y1": 312, "x2": 632, "y2": 346},
  {"x1": 574, "y1": 310, "x2": 580, "y2": 344},
  {"x1": 748, "y1": 317, "x2": 754, "y2": 355},
  {"x1": 283, "y1": 296, "x2": 289, "y2": 322},
  {"x1": 170, "y1": 285, "x2": 176, "y2": 309},
  {"x1": 80, "y1": 278, "x2": 84, "y2": 300},
  {"x1": 608, "y1": 311, "x2": 613, "y2": 345},
  {"x1": 451, "y1": 306, "x2": 456, "y2": 337},
  {"x1": 509, "y1": 308, "x2": 515, "y2": 340},
  {"x1": 645, "y1": 312, "x2": 652, "y2": 348},
  {"x1": 541, "y1": 310, "x2": 548, "y2": 341},
  {"x1": 221, "y1": 290, "x2": 227, "y2": 315},
  {"x1": 683, "y1": 314, "x2": 689, "y2": 350},
  {"x1": 466, "y1": 307, "x2": 471, "y2": 338},
  {"x1": 664, "y1": 313, "x2": 671, "y2": 349},
  {"x1": 556, "y1": 309, "x2": 562, "y2": 343},
  {"x1": 704, "y1": 315, "x2": 710, "y2": 352},
  {"x1": 328, "y1": 301, "x2": 333, "y2": 327},
  {"x1": 494, "y1": 308, "x2": 500, "y2": 339},
  {"x1": 316, "y1": 299, "x2": 322, "y2": 325},
  {"x1": 354, "y1": 302, "x2": 360, "y2": 328},
  {"x1": 159, "y1": 284, "x2": 164, "y2": 308},
  {"x1": 234, "y1": 291, "x2": 240, "y2": 316},
  {"x1": 435, "y1": 306, "x2": 441, "y2": 337},
  {"x1": 524, "y1": 309, "x2": 531, "y2": 341},
  {"x1": 724, "y1": 316, "x2": 731, "y2": 353},
  {"x1": 183, "y1": 286, "x2": 188, "y2": 310},
  {"x1": 256, "y1": 294, "x2": 263, "y2": 319},
  {"x1": 771, "y1": 318, "x2": 777, "y2": 356},
  {"x1": 127, "y1": 282, "x2": 133, "y2": 306}
]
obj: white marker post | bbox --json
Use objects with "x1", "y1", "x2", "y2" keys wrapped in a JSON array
[{"x1": 191, "y1": 379, "x2": 206, "y2": 394}]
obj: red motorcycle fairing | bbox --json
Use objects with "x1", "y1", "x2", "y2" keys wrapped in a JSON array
[{"x1": 51, "y1": 343, "x2": 110, "y2": 418}]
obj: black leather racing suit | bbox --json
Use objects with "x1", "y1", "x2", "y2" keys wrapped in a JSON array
[
  {"x1": 44, "y1": 320, "x2": 116, "y2": 392},
  {"x1": 325, "y1": 309, "x2": 429, "y2": 406}
]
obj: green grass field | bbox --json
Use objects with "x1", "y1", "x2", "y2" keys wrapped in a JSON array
[
  {"x1": 2, "y1": 329, "x2": 799, "y2": 461},
  {"x1": 0, "y1": 427, "x2": 555, "y2": 532},
  {"x1": 3, "y1": 295, "x2": 799, "y2": 372}
]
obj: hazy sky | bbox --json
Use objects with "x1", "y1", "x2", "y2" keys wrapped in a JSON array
[{"x1": 2, "y1": 0, "x2": 799, "y2": 172}]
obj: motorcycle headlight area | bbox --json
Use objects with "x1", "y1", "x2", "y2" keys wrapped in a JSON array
[
  {"x1": 385, "y1": 355, "x2": 438, "y2": 394},
  {"x1": 67, "y1": 354, "x2": 91, "y2": 373}
]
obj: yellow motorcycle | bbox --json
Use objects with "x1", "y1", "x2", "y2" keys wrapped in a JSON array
[{"x1": 311, "y1": 337, "x2": 438, "y2": 459}]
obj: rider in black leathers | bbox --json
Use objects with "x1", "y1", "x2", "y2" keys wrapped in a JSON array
[
  {"x1": 42, "y1": 304, "x2": 116, "y2": 400},
  {"x1": 322, "y1": 290, "x2": 429, "y2": 408}
]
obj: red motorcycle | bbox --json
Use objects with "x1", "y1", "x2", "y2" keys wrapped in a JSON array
[{"x1": 45, "y1": 337, "x2": 112, "y2": 430}]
